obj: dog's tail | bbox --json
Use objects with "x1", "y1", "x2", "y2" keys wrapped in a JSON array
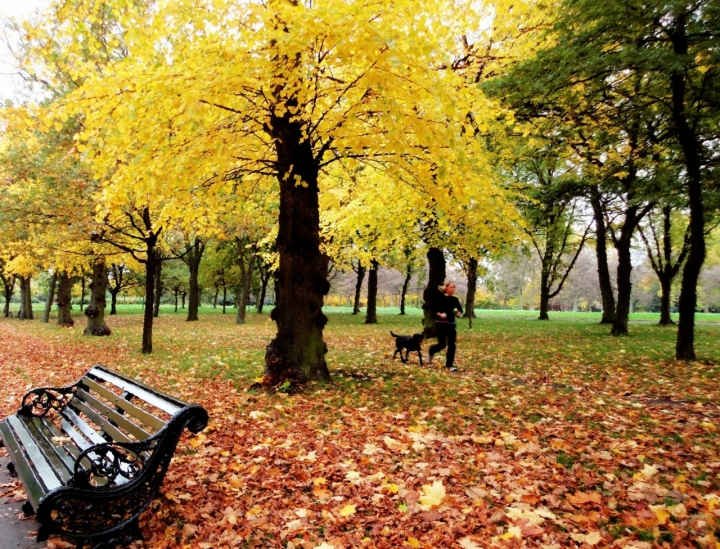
[{"x1": 390, "y1": 331, "x2": 400, "y2": 337}]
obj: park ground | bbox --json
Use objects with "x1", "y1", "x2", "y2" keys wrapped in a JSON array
[{"x1": 0, "y1": 307, "x2": 718, "y2": 549}]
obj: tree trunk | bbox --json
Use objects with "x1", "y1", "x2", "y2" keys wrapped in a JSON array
[
  {"x1": 185, "y1": 239, "x2": 205, "y2": 322},
  {"x1": 258, "y1": 270, "x2": 270, "y2": 314},
  {"x1": 3, "y1": 277, "x2": 14, "y2": 318},
  {"x1": 84, "y1": 260, "x2": 110, "y2": 336},
  {"x1": 611, "y1": 225, "x2": 635, "y2": 336},
  {"x1": 399, "y1": 264, "x2": 412, "y2": 315},
  {"x1": 463, "y1": 258, "x2": 478, "y2": 318},
  {"x1": 56, "y1": 272, "x2": 74, "y2": 326},
  {"x1": 538, "y1": 279, "x2": 550, "y2": 321},
  {"x1": 153, "y1": 261, "x2": 162, "y2": 318},
  {"x1": 174, "y1": 289, "x2": 179, "y2": 312},
  {"x1": 80, "y1": 277, "x2": 86, "y2": 312},
  {"x1": 142, "y1": 250, "x2": 158, "y2": 354},
  {"x1": 109, "y1": 290, "x2": 119, "y2": 315},
  {"x1": 17, "y1": 276, "x2": 34, "y2": 320},
  {"x1": 237, "y1": 245, "x2": 256, "y2": 325},
  {"x1": 659, "y1": 272, "x2": 673, "y2": 325},
  {"x1": 590, "y1": 191, "x2": 616, "y2": 324},
  {"x1": 181, "y1": 292, "x2": 186, "y2": 309},
  {"x1": 213, "y1": 286, "x2": 219, "y2": 308},
  {"x1": 222, "y1": 283, "x2": 227, "y2": 314},
  {"x1": 264, "y1": 112, "x2": 330, "y2": 384},
  {"x1": 422, "y1": 248, "x2": 446, "y2": 338},
  {"x1": 42, "y1": 272, "x2": 57, "y2": 323},
  {"x1": 365, "y1": 260, "x2": 379, "y2": 324},
  {"x1": 672, "y1": 14, "x2": 706, "y2": 360},
  {"x1": 352, "y1": 262, "x2": 366, "y2": 315}
]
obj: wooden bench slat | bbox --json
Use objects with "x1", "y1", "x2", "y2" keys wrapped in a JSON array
[
  {"x1": 20, "y1": 417, "x2": 74, "y2": 483},
  {"x1": 88, "y1": 367, "x2": 182, "y2": 416},
  {"x1": 32, "y1": 417, "x2": 102, "y2": 483},
  {"x1": 61, "y1": 409, "x2": 107, "y2": 446},
  {"x1": 70, "y1": 399, "x2": 133, "y2": 444},
  {"x1": 5, "y1": 416, "x2": 63, "y2": 493},
  {"x1": 82, "y1": 377, "x2": 166, "y2": 431},
  {"x1": 74, "y1": 389, "x2": 152, "y2": 441},
  {"x1": 59, "y1": 417, "x2": 93, "y2": 451},
  {"x1": 0, "y1": 419, "x2": 48, "y2": 509}
]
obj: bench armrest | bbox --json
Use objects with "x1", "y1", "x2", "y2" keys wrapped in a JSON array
[
  {"x1": 70, "y1": 440, "x2": 153, "y2": 487},
  {"x1": 19, "y1": 383, "x2": 82, "y2": 417}
]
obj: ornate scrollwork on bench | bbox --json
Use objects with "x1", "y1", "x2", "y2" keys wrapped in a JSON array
[
  {"x1": 19, "y1": 384, "x2": 81, "y2": 417},
  {"x1": 71, "y1": 440, "x2": 156, "y2": 487}
]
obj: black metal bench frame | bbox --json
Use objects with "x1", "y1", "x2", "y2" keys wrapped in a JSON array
[{"x1": 0, "y1": 365, "x2": 208, "y2": 549}]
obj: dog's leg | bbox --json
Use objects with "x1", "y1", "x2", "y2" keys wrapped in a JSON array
[{"x1": 393, "y1": 349, "x2": 401, "y2": 361}]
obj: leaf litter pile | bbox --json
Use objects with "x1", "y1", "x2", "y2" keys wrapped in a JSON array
[{"x1": 0, "y1": 313, "x2": 718, "y2": 549}]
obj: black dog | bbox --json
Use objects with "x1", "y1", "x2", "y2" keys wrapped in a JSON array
[{"x1": 390, "y1": 331, "x2": 424, "y2": 365}]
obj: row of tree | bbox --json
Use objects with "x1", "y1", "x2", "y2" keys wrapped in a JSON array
[{"x1": 0, "y1": 0, "x2": 717, "y2": 383}]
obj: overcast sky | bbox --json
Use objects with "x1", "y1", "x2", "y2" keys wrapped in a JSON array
[{"x1": 1, "y1": 0, "x2": 48, "y2": 103}]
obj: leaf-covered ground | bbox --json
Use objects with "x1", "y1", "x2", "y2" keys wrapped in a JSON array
[{"x1": 0, "y1": 309, "x2": 718, "y2": 549}]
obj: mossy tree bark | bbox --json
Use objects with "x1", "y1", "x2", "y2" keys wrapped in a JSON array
[{"x1": 84, "y1": 259, "x2": 110, "y2": 336}]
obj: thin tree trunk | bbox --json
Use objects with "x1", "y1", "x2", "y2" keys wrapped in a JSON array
[
  {"x1": 84, "y1": 260, "x2": 110, "y2": 336},
  {"x1": 213, "y1": 286, "x2": 219, "y2": 308},
  {"x1": 258, "y1": 269, "x2": 270, "y2": 314},
  {"x1": 463, "y1": 258, "x2": 478, "y2": 319},
  {"x1": 181, "y1": 292, "x2": 186, "y2": 309},
  {"x1": 365, "y1": 260, "x2": 379, "y2": 324},
  {"x1": 42, "y1": 272, "x2": 57, "y2": 323},
  {"x1": 142, "y1": 251, "x2": 158, "y2": 354},
  {"x1": 222, "y1": 283, "x2": 227, "y2": 314},
  {"x1": 422, "y1": 248, "x2": 446, "y2": 338},
  {"x1": 174, "y1": 289, "x2": 179, "y2": 312},
  {"x1": 352, "y1": 262, "x2": 366, "y2": 315},
  {"x1": 590, "y1": 190, "x2": 616, "y2": 324},
  {"x1": 17, "y1": 276, "x2": 33, "y2": 320},
  {"x1": 672, "y1": 14, "x2": 706, "y2": 360},
  {"x1": 264, "y1": 111, "x2": 330, "y2": 384},
  {"x1": 399, "y1": 264, "x2": 412, "y2": 315},
  {"x1": 80, "y1": 277, "x2": 86, "y2": 312},
  {"x1": 56, "y1": 272, "x2": 74, "y2": 326},
  {"x1": 185, "y1": 239, "x2": 205, "y2": 322},
  {"x1": 237, "y1": 246, "x2": 256, "y2": 325},
  {"x1": 3, "y1": 277, "x2": 14, "y2": 318},
  {"x1": 110, "y1": 290, "x2": 119, "y2": 315},
  {"x1": 153, "y1": 261, "x2": 162, "y2": 318}
]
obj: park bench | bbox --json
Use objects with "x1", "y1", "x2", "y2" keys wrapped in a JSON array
[{"x1": 0, "y1": 365, "x2": 208, "y2": 549}]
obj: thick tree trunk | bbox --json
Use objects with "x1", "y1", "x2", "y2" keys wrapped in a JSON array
[
  {"x1": 399, "y1": 264, "x2": 412, "y2": 315},
  {"x1": 56, "y1": 272, "x2": 74, "y2": 326},
  {"x1": 590, "y1": 191, "x2": 616, "y2": 324},
  {"x1": 42, "y1": 272, "x2": 57, "y2": 323},
  {"x1": 3, "y1": 278, "x2": 14, "y2": 318},
  {"x1": 264, "y1": 113, "x2": 330, "y2": 384},
  {"x1": 611, "y1": 228, "x2": 634, "y2": 336},
  {"x1": 672, "y1": 15, "x2": 706, "y2": 360},
  {"x1": 659, "y1": 273, "x2": 674, "y2": 325},
  {"x1": 422, "y1": 248, "x2": 446, "y2": 338},
  {"x1": 84, "y1": 260, "x2": 110, "y2": 336},
  {"x1": 463, "y1": 258, "x2": 478, "y2": 319},
  {"x1": 365, "y1": 260, "x2": 379, "y2": 324},
  {"x1": 352, "y1": 263, "x2": 366, "y2": 315},
  {"x1": 236, "y1": 246, "x2": 256, "y2": 325},
  {"x1": 109, "y1": 290, "x2": 119, "y2": 315},
  {"x1": 17, "y1": 276, "x2": 34, "y2": 320},
  {"x1": 153, "y1": 262, "x2": 162, "y2": 318}
]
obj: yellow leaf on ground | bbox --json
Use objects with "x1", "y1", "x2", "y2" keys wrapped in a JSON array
[
  {"x1": 418, "y1": 480, "x2": 446, "y2": 509},
  {"x1": 339, "y1": 504, "x2": 356, "y2": 517}
]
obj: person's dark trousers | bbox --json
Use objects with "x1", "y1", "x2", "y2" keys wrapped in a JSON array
[{"x1": 429, "y1": 322, "x2": 457, "y2": 368}]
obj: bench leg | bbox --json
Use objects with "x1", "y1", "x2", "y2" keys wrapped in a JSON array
[
  {"x1": 21, "y1": 501, "x2": 34, "y2": 516},
  {"x1": 6, "y1": 461, "x2": 17, "y2": 477}
]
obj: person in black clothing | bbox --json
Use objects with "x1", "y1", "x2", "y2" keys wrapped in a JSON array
[{"x1": 428, "y1": 281, "x2": 463, "y2": 372}]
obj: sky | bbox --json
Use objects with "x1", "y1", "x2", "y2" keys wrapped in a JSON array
[{"x1": 0, "y1": 0, "x2": 48, "y2": 102}]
